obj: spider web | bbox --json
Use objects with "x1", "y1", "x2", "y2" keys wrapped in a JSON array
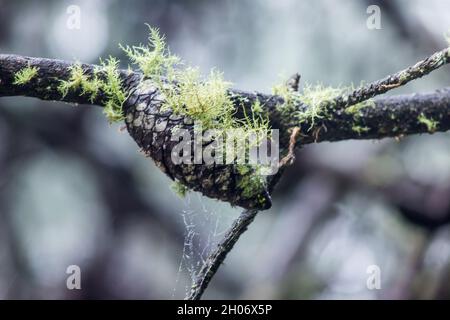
[{"x1": 172, "y1": 194, "x2": 233, "y2": 298}]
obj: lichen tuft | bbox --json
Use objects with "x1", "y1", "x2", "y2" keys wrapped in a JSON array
[
  {"x1": 100, "y1": 57, "x2": 127, "y2": 122},
  {"x1": 171, "y1": 180, "x2": 189, "y2": 198},
  {"x1": 13, "y1": 66, "x2": 39, "y2": 85},
  {"x1": 352, "y1": 125, "x2": 370, "y2": 135},
  {"x1": 120, "y1": 24, "x2": 180, "y2": 79},
  {"x1": 58, "y1": 59, "x2": 127, "y2": 123},
  {"x1": 236, "y1": 164, "x2": 267, "y2": 200},
  {"x1": 418, "y1": 113, "x2": 438, "y2": 132},
  {"x1": 273, "y1": 81, "x2": 375, "y2": 130}
]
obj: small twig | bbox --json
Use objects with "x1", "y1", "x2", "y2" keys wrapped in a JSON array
[
  {"x1": 329, "y1": 46, "x2": 450, "y2": 110},
  {"x1": 186, "y1": 209, "x2": 258, "y2": 300},
  {"x1": 279, "y1": 126, "x2": 301, "y2": 168},
  {"x1": 286, "y1": 73, "x2": 301, "y2": 92}
]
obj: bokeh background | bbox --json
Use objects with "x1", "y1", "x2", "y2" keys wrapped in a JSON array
[{"x1": 1, "y1": 0, "x2": 450, "y2": 299}]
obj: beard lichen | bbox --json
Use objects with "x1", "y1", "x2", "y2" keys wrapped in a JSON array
[
  {"x1": 273, "y1": 82, "x2": 342, "y2": 130},
  {"x1": 58, "y1": 63, "x2": 101, "y2": 102},
  {"x1": 120, "y1": 24, "x2": 180, "y2": 79},
  {"x1": 236, "y1": 164, "x2": 268, "y2": 202},
  {"x1": 418, "y1": 113, "x2": 438, "y2": 132},
  {"x1": 100, "y1": 57, "x2": 128, "y2": 122},
  {"x1": 120, "y1": 25, "x2": 271, "y2": 141},
  {"x1": 352, "y1": 125, "x2": 370, "y2": 135},
  {"x1": 123, "y1": 27, "x2": 270, "y2": 137},
  {"x1": 13, "y1": 66, "x2": 39, "y2": 85},
  {"x1": 163, "y1": 67, "x2": 236, "y2": 130},
  {"x1": 58, "y1": 58, "x2": 127, "y2": 122},
  {"x1": 171, "y1": 180, "x2": 189, "y2": 198},
  {"x1": 273, "y1": 81, "x2": 375, "y2": 131}
]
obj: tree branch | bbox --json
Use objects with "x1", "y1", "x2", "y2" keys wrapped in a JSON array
[
  {"x1": 1, "y1": 52, "x2": 449, "y2": 146},
  {"x1": 1, "y1": 46, "x2": 450, "y2": 300},
  {"x1": 299, "y1": 89, "x2": 450, "y2": 145},
  {"x1": 330, "y1": 46, "x2": 450, "y2": 110},
  {"x1": 186, "y1": 209, "x2": 258, "y2": 300}
]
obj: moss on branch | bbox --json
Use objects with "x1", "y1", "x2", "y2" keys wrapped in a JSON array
[{"x1": 13, "y1": 66, "x2": 39, "y2": 85}]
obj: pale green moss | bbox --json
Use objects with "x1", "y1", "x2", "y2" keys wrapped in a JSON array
[
  {"x1": 120, "y1": 24, "x2": 180, "y2": 79},
  {"x1": 273, "y1": 82, "x2": 341, "y2": 130},
  {"x1": 58, "y1": 59, "x2": 126, "y2": 123},
  {"x1": 171, "y1": 180, "x2": 189, "y2": 198},
  {"x1": 240, "y1": 100, "x2": 271, "y2": 145},
  {"x1": 251, "y1": 99, "x2": 263, "y2": 114},
  {"x1": 236, "y1": 164, "x2": 267, "y2": 199},
  {"x1": 121, "y1": 26, "x2": 266, "y2": 133},
  {"x1": 344, "y1": 100, "x2": 375, "y2": 117},
  {"x1": 13, "y1": 66, "x2": 39, "y2": 85},
  {"x1": 163, "y1": 67, "x2": 271, "y2": 138},
  {"x1": 58, "y1": 63, "x2": 102, "y2": 102},
  {"x1": 123, "y1": 25, "x2": 270, "y2": 139},
  {"x1": 352, "y1": 125, "x2": 370, "y2": 135},
  {"x1": 296, "y1": 84, "x2": 342, "y2": 128},
  {"x1": 418, "y1": 113, "x2": 438, "y2": 132},
  {"x1": 163, "y1": 67, "x2": 235, "y2": 130},
  {"x1": 100, "y1": 57, "x2": 127, "y2": 122},
  {"x1": 80, "y1": 70, "x2": 102, "y2": 102},
  {"x1": 274, "y1": 82, "x2": 375, "y2": 130},
  {"x1": 272, "y1": 81, "x2": 299, "y2": 117},
  {"x1": 58, "y1": 63, "x2": 85, "y2": 97}
]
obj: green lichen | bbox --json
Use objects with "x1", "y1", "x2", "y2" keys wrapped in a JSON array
[
  {"x1": 352, "y1": 125, "x2": 370, "y2": 135},
  {"x1": 344, "y1": 99, "x2": 375, "y2": 118},
  {"x1": 236, "y1": 164, "x2": 267, "y2": 200},
  {"x1": 445, "y1": 30, "x2": 450, "y2": 45},
  {"x1": 398, "y1": 70, "x2": 409, "y2": 83},
  {"x1": 124, "y1": 25, "x2": 270, "y2": 140},
  {"x1": 418, "y1": 113, "x2": 438, "y2": 132},
  {"x1": 81, "y1": 72, "x2": 102, "y2": 102},
  {"x1": 58, "y1": 59, "x2": 126, "y2": 122},
  {"x1": 273, "y1": 82, "x2": 341, "y2": 130},
  {"x1": 13, "y1": 66, "x2": 39, "y2": 85},
  {"x1": 58, "y1": 63, "x2": 85, "y2": 97},
  {"x1": 100, "y1": 57, "x2": 127, "y2": 122},
  {"x1": 251, "y1": 99, "x2": 264, "y2": 114},
  {"x1": 162, "y1": 65, "x2": 270, "y2": 138},
  {"x1": 123, "y1": 26, "x2": 269, "y2": 135},
  {"x1": 123, "y1": 26, "x2": 271, "y2": 200},
  {"x1": 272, "y1": 81, "x2": 299, "y2": 117},
  {"x1": 164, "y1": 67, "x2": 235, "y2": 130},
  {"x1": 120, "y1": 24, "x2": 180, "y2": 79},
  {"x1": 171, "y1": 180, "x2": 189, "y2": 198},
  {"x1": 297, "y1": 84, "x2": 343, "y2": 128},
  {"x1": 274, "y1": 82, "x2": 375, "y2": 130},
  {"x1": 58, "y1": 63, "x2": 101, "y2": 102}
]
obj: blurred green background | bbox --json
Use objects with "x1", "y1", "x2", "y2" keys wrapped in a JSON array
[{"x1": 0, "y1": 0, "x2": 450, "y2": 299}]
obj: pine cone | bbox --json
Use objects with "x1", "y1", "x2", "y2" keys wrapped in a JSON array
[{"x1": 124, "y1": 79, "x2": 272, "y2": 210}]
